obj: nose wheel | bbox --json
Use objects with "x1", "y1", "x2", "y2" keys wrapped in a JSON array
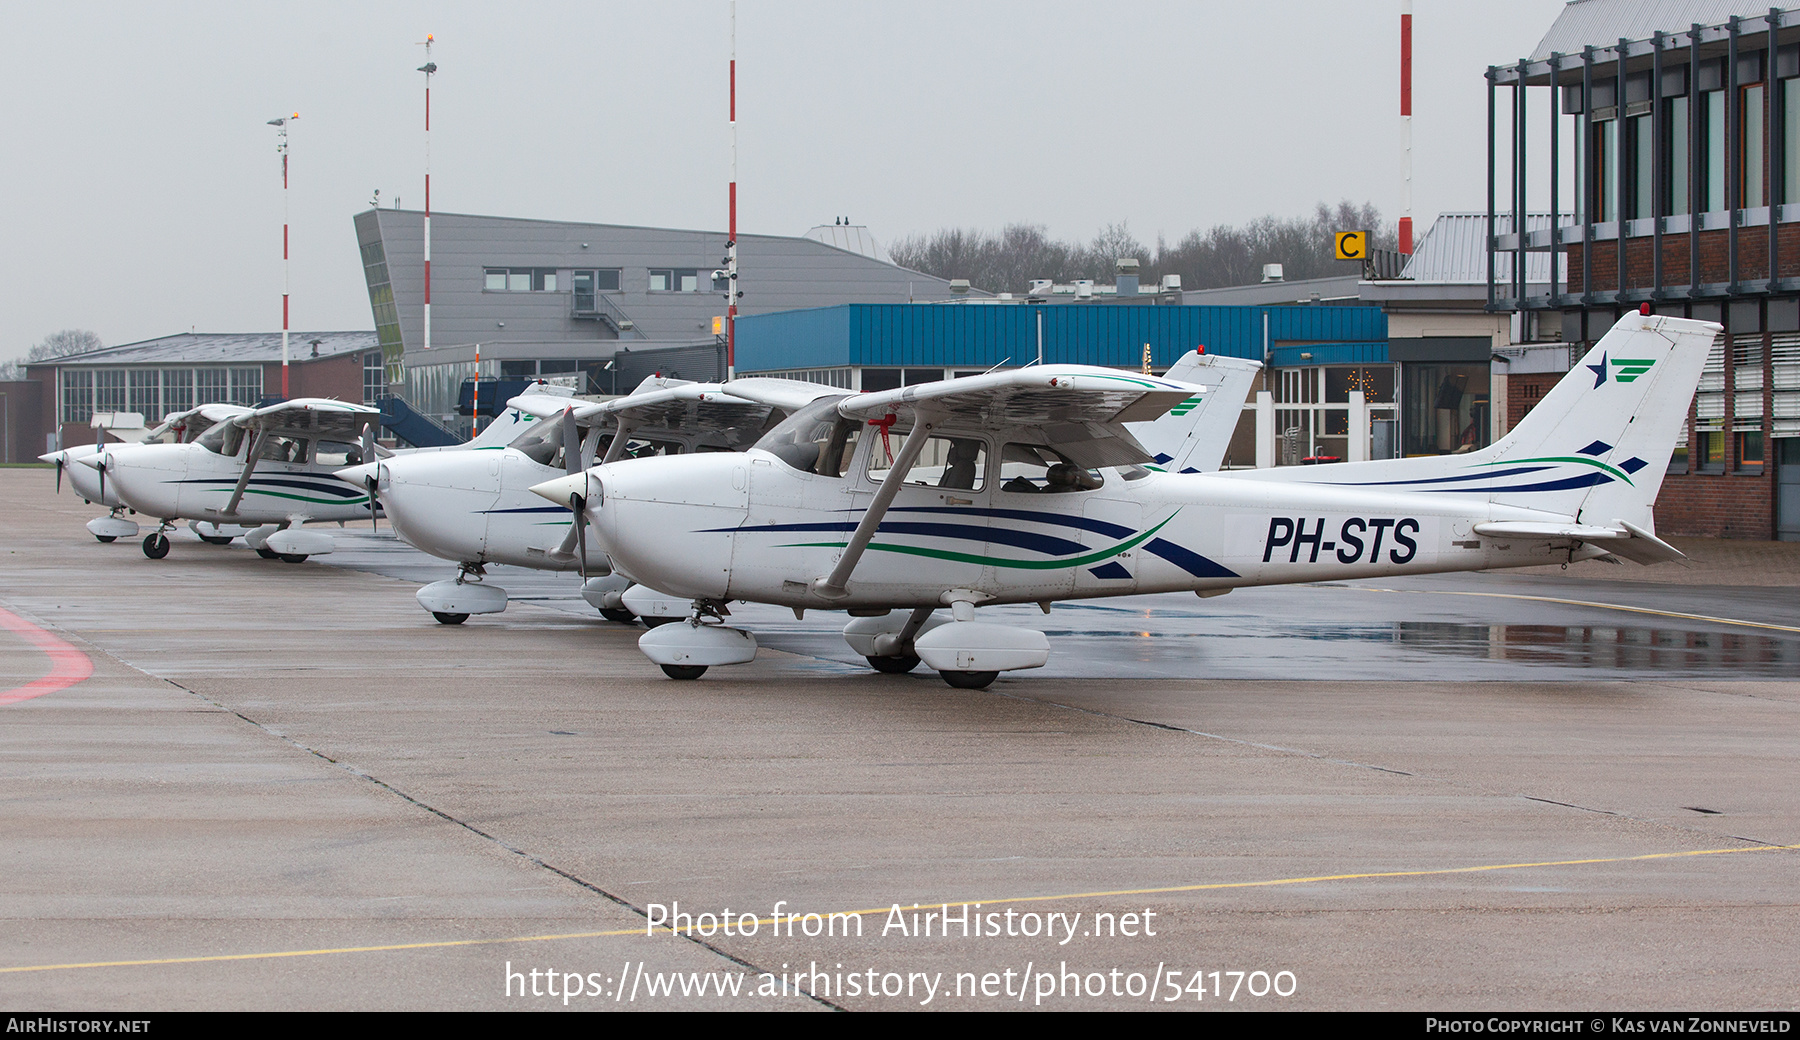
[
  {"x1": 659, "y1": 664, "x2": 707, "y2": 680},
  {"x1": 142, "y1": 531, "x2": 171, "y2": 559}
]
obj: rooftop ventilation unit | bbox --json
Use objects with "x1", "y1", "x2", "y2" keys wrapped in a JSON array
[
  {"x1": 948, "y1": 279, "x2": 970, "y2": 295},
  {"x1": 1074, "y1": 280, "x2": 1094, "y2": 299},
  {"x1": 1159, "y1": 273, "x2": 1182, "y2": 292},
  {"x1": 1262, "y1": 263, "x2": 1285, "y2": 283}
]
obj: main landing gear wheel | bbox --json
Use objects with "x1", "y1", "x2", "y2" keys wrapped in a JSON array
[
  {"x1": 256, "y1": 548, "x2": 279, "y2": 560},
  {"x1": 640, "y1": 615, "x2": 678, "y2": 629},
  {"x1": 940, "y1": 670, "x2": 998, "y2": 690},
  {"x1": 95, "y1": 535, "x2": 117, "y2": 543},
  {"x1": 660, "y1": 664, "x2": 707, "y2": 680},
  {"x1": 866, "y1": 654, "x2": 922, "y2": 674},
  {"x1": 599, "y1": 607, "x2": 637, "y2": 625},
  {"x1": 199, "y1": 535, "x2": 235, "y2": 546},
  {"x1": 141, "y1": 533, "x2": 170, "y2": 559},
  {"x1": 277, "y1": 553, "x2": 308, "y2": 564},
  {"x1": 431, "y1": 611, "x2": 469, "y2": 625}
]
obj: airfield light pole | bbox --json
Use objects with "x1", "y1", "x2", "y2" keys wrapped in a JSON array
[
  {"x1": 725, "y1": 1, "x2": 739, "y2": 381},
  {"x1": 420, "y1": 35, "x2": 437, "y2": 353},
  {"x1": 268, "y1": 113, "x2": 298, "y2": 398},
  {"x1": 1399, "y1": 0, "x2": 1414, "y2": 255}
]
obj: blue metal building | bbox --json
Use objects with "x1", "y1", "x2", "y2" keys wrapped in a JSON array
[{"x1": 735, "y1": 303, "x2": 1388, "y2": 390}]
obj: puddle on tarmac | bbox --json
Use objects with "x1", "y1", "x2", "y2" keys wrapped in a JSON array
[{"x1": 1046, "y1": 622, "x2": 1800, "y2": 676}]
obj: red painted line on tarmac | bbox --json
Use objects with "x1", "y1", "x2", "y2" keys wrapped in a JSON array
[{"x1": 0, "y1": 607, "x2": 93, "y2": 705}]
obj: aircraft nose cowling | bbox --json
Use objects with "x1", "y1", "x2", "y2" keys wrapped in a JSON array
[
  {"x1": 528, "y1": 471, "x2": 597, "y2": 508},
  {"x1": 334, "y1": 462, "x2": 378, "y2": 487}
]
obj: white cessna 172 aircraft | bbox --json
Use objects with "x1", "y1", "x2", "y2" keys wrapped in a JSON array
[
  {"x1": 529, "y1": 312, "x2": 1717, "y2": 687},
  {"x1": 334, "y1": 376, "x2": 839, "y2": 625},
  {"x1": 42, "y1": 403, "x2": 252, "y2": 544},
  {"x1": 72, "y1": 397, "x2": 397, "y2": 561},
  {"x1": 336, "y1": 356, "x2": 1261, "y2": 627}
]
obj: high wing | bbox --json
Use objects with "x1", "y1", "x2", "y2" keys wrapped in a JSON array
[
  {"x1": 837, "y1": 365, "x2": 1207, "y2": 470},
  {"x1": 718, "y1": 377, "x2": 847, "y2": 414},
  {"x1": 149, "y1": 403, "x2": 254, "y2": 444},
  {"x1": 220, "y1": 398, "x2": 381, "y2": 516}
]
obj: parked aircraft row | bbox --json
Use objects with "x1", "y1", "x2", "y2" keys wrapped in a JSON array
[{"x1": 45, "y1": 312, "x2": 1718, "y2": 690}]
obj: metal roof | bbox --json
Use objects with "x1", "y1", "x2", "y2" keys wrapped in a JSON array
[
  {"x1": 45, "y1": 331, "x2": 378, "y2": 368},
  {"x1": 1531, "y1": 0, "x2": 1796, "y2": 59},
  {"x1": 1399, "y1": 213, "x2": 1568, "y2": 285}
]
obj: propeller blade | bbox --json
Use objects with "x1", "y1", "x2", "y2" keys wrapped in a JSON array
[
  {"x1": 562, "y1": 408, "x2": 581, "y2": 476},
  {"x1": 96, "y1": 458, "x2": 105, "y2": 503},
  {"x1": 367, "y1": 474, "x2": 379, "y2": 532},
  {"x1": 54, "y1": 457, "x2": 63, "y2": 495},
  {"x1": 571, "y1": 491, "x2": 587, "y2": 581}
]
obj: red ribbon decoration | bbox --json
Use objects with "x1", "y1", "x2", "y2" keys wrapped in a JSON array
[{"x1": 868, "y1": 412, "x2": 898, "y2": 465}]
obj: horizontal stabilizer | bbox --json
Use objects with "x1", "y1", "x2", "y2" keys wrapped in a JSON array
[{"x1": 1472, "y1": 518, "x2": 1685, "y2": 565}]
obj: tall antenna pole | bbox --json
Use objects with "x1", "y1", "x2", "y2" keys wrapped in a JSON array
[
  {"x1": 1399, "y1": 0, "x2": 1414, "y2": 254},
  {"x1": 419, "y1": 35, "x2": 437, "y2": 353},
  {"x1": 268, "y1": 113, "x2": 298, "y2": 398},
  {"x1": 726, "y1": 1, "x2": 739, "y2": 381}
]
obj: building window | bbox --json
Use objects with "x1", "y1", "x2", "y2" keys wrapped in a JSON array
[
  {"x1": 95, "y1": 370, "x2": 126, "y2": 414},
  {"x1": 1594, "y1": 116, "x2": 1619, "y2": 221},
  {"x1": 1743, "y1": 82, "x2": 1765, "y2": 206},
  {"x1": 163, "y1": 369, "x2": 192, "y2": 413},
  {"x1": 59, "y1": 369, "x2": 93, "y2": 424},
  {"x1": 1703, "y1": 89, "x2": 1726, "y2": 211},
  {"x1": 571, "y1": 269, "x2": 623, "y2": 312},
  {"x1": 230, "y1": 368, "x2": 262, "y2": 406},
  {"x1": 363, "y1": 352, "x2": 386, "y2": 405},
  {"x1": 649, "y1": 268, "x2": 700, "y2": 292},
  {"x1": 1666, "y1": 94, "x2": 1690, "y2": 215},
  {"x1": 484, "y1": 267, "x2": 558, "y2": 291},
  {"x1": 196, "y1": 368, "x2": 229, "y2": 404},
  {"x1": 129, "y1": 369, "x2": 159, "y2": 418}
]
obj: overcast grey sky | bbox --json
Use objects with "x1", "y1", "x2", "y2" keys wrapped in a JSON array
[{"x1": 0, "y1": 0, "x2": 1565, "y2": 359}]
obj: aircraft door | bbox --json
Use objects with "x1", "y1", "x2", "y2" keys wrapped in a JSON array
[
  {"x1": 1073, "y1": 499, "x2": 1143, "y2": 595},
  {"x1": 855, "y1": 430, "x2": 985, "y2": 597}
]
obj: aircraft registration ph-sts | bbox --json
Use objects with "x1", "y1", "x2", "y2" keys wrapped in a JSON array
[{"x1": 531, "y1": 312, "x2": 1716, "y2": 688}]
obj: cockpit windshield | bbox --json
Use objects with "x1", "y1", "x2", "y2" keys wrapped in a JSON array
[{"x1": 751, "y1": 395, "x2": 859, "y2": 476}]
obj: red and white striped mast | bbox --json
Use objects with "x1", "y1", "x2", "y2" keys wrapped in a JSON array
[
  {"x1": 268, "y1": 112, "x2": 298, "y2": 398},
  {"x1": 419, "y1": 34, "x2": 436, "y2": 353},
  {"x1": 725, "y1": 1, "x2": 739, "y2": 381},
  {"x1": 1398, "y1": 0, "x2": 1414, "y2": 255}
]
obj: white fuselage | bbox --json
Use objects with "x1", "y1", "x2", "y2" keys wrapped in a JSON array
[
  {"x1": 368, "y1": 447, "x2": 607, "y2": 571},
  {"x1": 99, "y1": 442, "x2": 372, "y2": 525},
  {"x1": 579, "y1": 448, "x2": 1594, "y2": 610}
]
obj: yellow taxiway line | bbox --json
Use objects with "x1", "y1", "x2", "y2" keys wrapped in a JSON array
[{"x1": 5, "y1": 842, "x2": 1794, "y2": 975}]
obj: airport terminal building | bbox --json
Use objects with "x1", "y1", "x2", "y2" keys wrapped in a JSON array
[{"x1": 1489, "y1": 0, "x2": 1800, "y2": 538}]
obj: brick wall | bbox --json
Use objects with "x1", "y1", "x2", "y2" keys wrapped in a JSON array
[
  {"x1": 1654, "y1": 471, "x2": 1775, "y2": 539},
  {"x1": 1568, "y1": 224, "x2": 1800, "y2": 293}
]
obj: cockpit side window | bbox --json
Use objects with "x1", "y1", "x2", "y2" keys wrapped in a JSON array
[
  {"x1": 867, "y1": 430, "x2": 987, "y2": 492},
  {"x1": 998, "y1": 443, "x2": 1103, "y2": 494}
]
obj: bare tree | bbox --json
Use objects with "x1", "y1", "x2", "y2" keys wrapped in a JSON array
[
  {"x1": 890, "y1": 204, "x2": 1392, "y2": 295},
  {"x1": 0, "y1": 329, "x2": 103, "y2": 381}
]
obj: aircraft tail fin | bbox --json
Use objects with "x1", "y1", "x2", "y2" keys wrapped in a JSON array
[
  {"x1": 1234, "y1": 312, "x2": 1719, "y2": 533},
  {"x1": 1127, "y1": 353, "x2": 1262, "y2": 473},
  {"x1": 1480, "y1": 312, "x2": 1718, "y2": 528}
]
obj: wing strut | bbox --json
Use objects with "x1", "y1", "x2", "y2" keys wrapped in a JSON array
[
  {"x1": 221, "y1": 427, "x2": 270, "y2": 517},
  {"x1": 602, "y1": 420, "x2": 636, "y2": 463},
  {"x1": 812, "y1": 415, "x2": 937, "y2": 599}
]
